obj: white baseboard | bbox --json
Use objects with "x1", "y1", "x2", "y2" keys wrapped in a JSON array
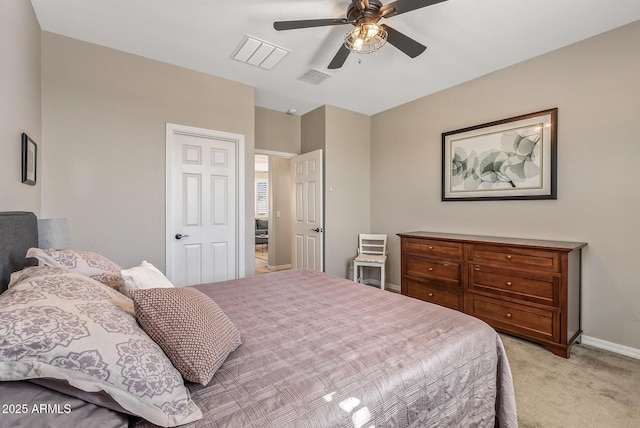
[
  {"x1": 581, "y1": 335, "x2": 640, "y2": 360},
  {"x1": 359, "y1": 279, "x2": 400, "y2": 293},
  {"x1": 267, "y1": 263, "x2": 291, "y2": 271},
  {"x1": 385, "y1": 282, "x2": 400, "y2": 293}
]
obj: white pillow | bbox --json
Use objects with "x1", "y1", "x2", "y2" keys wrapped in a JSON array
[{"x1": 120, "y1": 261, "x2": 174, "y2": 297}]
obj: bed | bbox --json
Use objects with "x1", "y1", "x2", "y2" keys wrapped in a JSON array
[{"x1": 0, "y1": 211, "x2": 517, "y2": 427}]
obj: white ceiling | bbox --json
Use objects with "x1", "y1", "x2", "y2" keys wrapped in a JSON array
[{"x1": 31, "y1": 0, "x2": 640, "y2": 116}]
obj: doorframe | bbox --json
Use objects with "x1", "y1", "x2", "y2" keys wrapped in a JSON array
[
  {"x1": 254, "y1": 149, "x2": 296, "y2": 271},
  {"x1": 166, "y1": 123, "x2": 246, "y2": 280}
]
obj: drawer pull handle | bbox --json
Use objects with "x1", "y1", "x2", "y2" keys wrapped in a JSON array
[
  {"x1": 506, "y1": 281, "x2": 512, "y2": 287},
  {"x1": 428, "y1": 293, "x2": 434, "y2": 297},
  {"x1": 428, "y1": 267, "x2": 434, "y2": 271},
  {"x1": 428, "y1": 246, "x2": 434, "y2": 250},
  {"x1": 505, "y1": 313, "x2": 513, "y2": 319},
  {"x1": 506, "y1": 255, "x2": 513, "y2": 260}
]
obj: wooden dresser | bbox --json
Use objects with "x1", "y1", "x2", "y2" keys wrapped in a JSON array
[{"x1": 398, "y1": 232, "x2": 587, "y2": 358}]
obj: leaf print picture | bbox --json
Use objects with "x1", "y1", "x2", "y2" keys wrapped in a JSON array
[
  {"x1": 452, "y1": 124, "x2": 542, "y2": 190},
  {"x1": 442, "y1": 109, "x2": 557, "y2": 201}
]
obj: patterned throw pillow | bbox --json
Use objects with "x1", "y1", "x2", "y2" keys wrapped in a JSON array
[
  {"x1": 119, "y1": 261, "x2": 174, "y2": 298},
  {"x1": 26, "y1": 248, "x2": 124, "y2": 289},
  {"x1": 8, "y1": 265, "x2": 72, "y2": 288},
  {"x1": 129, "y1": 287, "x2": 242, "y2": 385},
  {"x1": 0, "y1": 267, "x2": 202, "y2": 427}
]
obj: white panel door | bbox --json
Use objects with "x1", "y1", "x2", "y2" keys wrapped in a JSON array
[
  {"x1": 291, "y1": 149, "x2": 323, "y2": 271},
  {"x1": 166, "y1": 124, "x2": 244, "y2": 286}
]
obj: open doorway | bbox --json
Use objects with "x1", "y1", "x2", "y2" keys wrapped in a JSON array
[
  {"x1": 254, "y1": 154, "x2": 270, "y2": 274},
  {"x1": 254, "y1": 150, "x2": 295, "y2": 275}
]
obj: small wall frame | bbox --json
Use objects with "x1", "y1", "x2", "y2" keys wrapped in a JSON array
[{"x1": 21, "y1": 133, "x2": 37, "y2": 186}]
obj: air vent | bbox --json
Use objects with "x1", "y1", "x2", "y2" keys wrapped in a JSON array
[
  {"x1": 231, "y1": 35, "x2": 289, "y2": 70},
  {"x1": 297, "y1": 69, "x2": 332, "y2": 85}
]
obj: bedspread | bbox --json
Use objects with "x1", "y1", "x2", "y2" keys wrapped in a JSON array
[{"x1": 135, "y1": 269, "x2": 517, "y2": 427}]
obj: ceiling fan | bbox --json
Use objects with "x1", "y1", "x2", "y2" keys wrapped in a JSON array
[{"x1": 274, "y1": 0, "x2": 448, "y2": 69}]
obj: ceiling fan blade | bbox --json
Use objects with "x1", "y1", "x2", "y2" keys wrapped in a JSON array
[
  {"x1": 274, "y1": 18, "x2": 349, "y2": 31},
  {"x1": 380, "y1": 24, "x2": 426, "y2": 58},
  {"x1": 380, "y1": 0, "x2": 447, "y2": 19},
  {"x1": 328, "y1": 44, "x2": 351, "y2": 69}
]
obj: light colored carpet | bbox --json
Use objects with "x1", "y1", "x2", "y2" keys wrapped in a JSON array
[{"x1": 501, "y1": 334, "x2": 640, "y2": 427}]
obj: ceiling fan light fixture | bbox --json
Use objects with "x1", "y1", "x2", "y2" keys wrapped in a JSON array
[{"x1": 344, "y1": 23, "x2": 387, "y2": 54}]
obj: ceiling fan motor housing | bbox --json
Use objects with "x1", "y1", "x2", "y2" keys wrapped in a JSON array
[{"x1": 347, "y1": 0, "x2": 383, "y2": 25}]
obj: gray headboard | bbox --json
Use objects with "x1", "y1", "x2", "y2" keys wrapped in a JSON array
[{"x1": 0, "y1": 211, "x2": 38, "y2": 292}]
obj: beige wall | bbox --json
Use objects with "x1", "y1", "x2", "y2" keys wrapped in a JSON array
[
  {"x1": 371, "y1": 21, "x2": 640, "y2": 350},
  {"x1": 301, "y1": 106, "x2": 371, "y2": 277},
  {"x1": 255, "y1": 107, "x2": 300, "y2": 154},
  {"x1": 324, "y1": 106, "x2": 371, "y2": 278},
  {"x1": 301, "y1": 107, "x2": 326, "y2": 154},
  {"x1": 0, "y1": 1, "x2": 41, "y2": 213},
  {"x1": 41, "y1": 33, "x2": 256, "y2": 274}
]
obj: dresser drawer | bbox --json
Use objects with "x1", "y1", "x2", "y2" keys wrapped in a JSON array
[
  {"x1": 470, "y1": 265, "x2": 559, "y2": 307},
  {"x1": 405, "y1": 279, "x2": 463, "y2": 311},
  {"x1": 405, "y1": 255, "x2": 461, "y2": 288},
  {"x1": 403, "y1": 238, "x2": 462, "y2": 261},
  {"x1": 470, "y1": 244, "x2": 559, "y2": 272},
  {"x1": 469, "y1": 295, "x2": 558, "y2": 342}
]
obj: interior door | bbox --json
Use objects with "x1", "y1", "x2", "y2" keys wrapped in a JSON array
[
  {"x1": 291, "y1": 149, "x2": 323, "y2": 271},
  {"x1": 166, "y1": 123, "x2": 244, "y2": 286}
]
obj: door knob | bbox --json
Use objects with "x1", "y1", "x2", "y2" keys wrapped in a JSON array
[
  {"x1": 310, "y1": 227, "x2": 324, "y2": 233},
  {"x1": 175, "y1": 233, "x2": 190, "y2": 240}
]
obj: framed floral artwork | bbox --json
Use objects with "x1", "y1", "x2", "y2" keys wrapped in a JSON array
[{"x1": 442, "y1": 108, "x2": 557, "y2": 201}]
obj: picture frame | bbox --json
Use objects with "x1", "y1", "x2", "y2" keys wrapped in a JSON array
[
  {"x1": 442, "y1": 108, "x2": 557, "y2": 201},
  {"x1": 21, "y1": 133, "x2": 37, "y2": 186}
]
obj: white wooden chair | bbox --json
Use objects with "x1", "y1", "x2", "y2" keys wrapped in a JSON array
[{"x1": 353, "y1": 234, "x2": 387, "y2": 290}]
